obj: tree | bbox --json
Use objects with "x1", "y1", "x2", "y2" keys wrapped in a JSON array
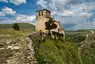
[
  {"x1": 45, "y1": 18, "x2": 57, "y2": 35},
  {"x1": 12, "y1": 23, "x2": 20, "y2": 31}
]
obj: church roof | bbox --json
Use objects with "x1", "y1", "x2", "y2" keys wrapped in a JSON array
[{"x1": 36, "y1": 9, "x2": 51, "y2": 13}]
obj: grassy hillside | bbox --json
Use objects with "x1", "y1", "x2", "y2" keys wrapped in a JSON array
[
  {"x1": 0, "y1": 23, "x2": 95, "y2": 64},
  {"x1": 35, "y1": 39, "x2": 79, "y2": 64},
  {"x1": 0, "y1": 23, "x2": 35, "y2": 31},
  {"x1": 65, "y1": 30, "x2": 95, "y2": 43},
  {"x1": 34, "y1": 30, "x2": 95, "y2": 64},
  {"x1": 0, "y1": 23, "x2": 35, "y2": 64},
  {"x1": 0, "y1": 23, "x2": 35, "y2": 37}
]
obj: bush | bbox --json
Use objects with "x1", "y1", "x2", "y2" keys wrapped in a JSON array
[
  {"x1": 12, "y1": 23, "x2": 20, "y2": 31},
  {"x1": 35, "y1": 39, "x2": 80, "y2": 64}
]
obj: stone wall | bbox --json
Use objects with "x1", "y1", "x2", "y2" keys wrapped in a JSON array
[{"x1": 36, "y1": 16, "x2": 50, "y2": 32}]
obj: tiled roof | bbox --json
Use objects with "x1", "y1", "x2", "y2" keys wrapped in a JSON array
[{"x1": 36, "y1": 9, "x2": 51, "y2": 13}]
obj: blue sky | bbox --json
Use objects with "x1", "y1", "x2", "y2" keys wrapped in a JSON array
[{"x1": 0, "y1": 0, "x2": 95, "y2": 30}]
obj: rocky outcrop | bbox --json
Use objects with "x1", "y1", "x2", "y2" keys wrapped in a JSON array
[
  {"x1": 0, "y1": 31, "x2": 47, "y2": 64},
  {"x1": 21, "y1": 37, "x2": 37, "y2": 64},
  {"x1": 0, "y1": 34, "x2": 37, "y2": 64}
]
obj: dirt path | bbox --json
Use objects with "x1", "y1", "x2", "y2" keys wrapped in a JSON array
[{"x1": 78, "y1": 30, "x2": 94, "y2": 64}]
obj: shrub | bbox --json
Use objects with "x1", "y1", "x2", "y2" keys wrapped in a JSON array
[
  {"x1": 45, "y1": 18, "x2": 57, "y2": 35},
  {"x1": 12, "y1": 23, "x2": 20, "y2": 31}
]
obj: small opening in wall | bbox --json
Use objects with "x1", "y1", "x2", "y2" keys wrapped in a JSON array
[
  {"x1": 39, "y1": 12, "x2": 40, "y2": 16},
  {"x1": 42, "y1": 11, "x2": 43, "y2": 16}
]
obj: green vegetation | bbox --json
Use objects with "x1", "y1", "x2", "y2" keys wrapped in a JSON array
[
  {"x1": 0, "y1": 23, "x2": 35, "y2": 37},
  {"x1": 34, "y1": 38, "x2": 80, "y2": 64},
  {"x1": 0, "y1": 23, "x2": 35, "y2": 31},
  {"x1": 0, "y1": 23, "x2": 95, "y2": 64},
  {"x1": 66, "y1": 30, "x2": 87, "y2": 43},
  {"x1": 81, "y1": 42, "x2": 95, "y2": 64},
  {"x1": 45, "y1": 18, "x2": 57, "y2": 35},
  {"x1": 34, "y1": 30, "x2": 95, "y2": 64},
  {"x1": 12, "y1": 23, "x2": 20, "y2": 31}
]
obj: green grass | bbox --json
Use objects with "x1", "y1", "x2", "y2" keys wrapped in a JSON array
[
  {"x1": 0, "y1": 23, "x2": 35, "y2": 30},
  {"x1": 35, "y1": 39, "x2": 79, "y2": 64},
  {"x1": 0, "y1": 23, "x2": 35, "y2": 38},
  {"x1": 34, "y1": 30, "x2": 95, "y2": 64},
  {"x1": 0, "y1": 28, "x2": 33, "y2": 37},
  {"x1": 81, "y1": 42, "x2": 95, "y2": 64}
]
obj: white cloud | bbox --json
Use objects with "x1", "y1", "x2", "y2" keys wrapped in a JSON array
[
  {"x1": 0, "y1": 0, "x2": 8, "y2": 3},
  {"x1": 51, "y1": 5, "x2": 93, "y2": 24},
  {"x1": 55, "y1": 2, "x2": 94, "y2": 24},
  {"x1": 0, "y1": 14, "x2": 36, "y2": 25},
  {"x1": 62, "y1": 10, "x2": 73, "y2": 17},
  {"x1": 88, "y1": 0, "x2": 95, "y2": 2},
  {"x1": 36, "y1": 0, "x2": 48, "y2": 8},
  {"x1": 0, "y1": 12, "x2": 5, "y2": 16},
  {"x1": 74, "y1": 22, "x2": 95, "y2": 30},
  {"x1": 0, "y1": 7, "x2": 16, "y2": 17},
  {"x1": 36, "y1": 0, "x2": 84, "y2": 11},
  {"x1": 93, "y1": 18, "x2": 95, "y2": 25},
  {"x1": 49, "y1": 0, "x2": 68, "y2": 11},
  {"x1": 37, "y1": 0, "x2": 95, "y2": 24},
  {"x1": 36, "y1": 0, "x2": 95, "y2": 30},
  {"x1": 16, "y1": 14, "x2": 35, "y2": 24},
  {"x1": 0, "y1": 6, "x2": 35, "y2": 24},
  {"x1": 2, "y1": 7, "x2": 16, "y2": 15},
  {"x1": 10, "y1": 0, "x2": 26, "y2": 5}
]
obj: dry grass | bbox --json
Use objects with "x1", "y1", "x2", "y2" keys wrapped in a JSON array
[{"x1": 0, "y1": 28, "x2": 34, "y2": 64}]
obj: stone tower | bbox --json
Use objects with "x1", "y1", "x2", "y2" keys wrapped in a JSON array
[
  {"x1": 36, "y1": 9, "x2": 51, "y2": 32},
  {"x1": 36, "y1": 9, "x2": 65, "y2": 38}
]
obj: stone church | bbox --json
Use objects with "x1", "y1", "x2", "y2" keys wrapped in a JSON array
[{"x1": 36, "y1": 9, "x2": 65, "y2": 38}]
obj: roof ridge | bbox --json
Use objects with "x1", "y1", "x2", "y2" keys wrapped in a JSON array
[{"x1": 36, "y1": 9, "x2": 51, "y2": 13}]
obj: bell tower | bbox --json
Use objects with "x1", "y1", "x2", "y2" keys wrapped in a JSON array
[
  {"x1": 36, "y1": 9, "x2": 51, "y2": 20},
  {"x1": 36, "y1": 9, "x2": 51, "y2": 32}
]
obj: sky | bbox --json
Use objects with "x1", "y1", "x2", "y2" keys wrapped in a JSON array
[{"x1": 0, "y1": 0, "x2": 95, "y2": 30}]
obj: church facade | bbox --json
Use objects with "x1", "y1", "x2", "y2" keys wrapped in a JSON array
[{"x1": 36, "y1": 9, "x2": 65, "y2": 38}]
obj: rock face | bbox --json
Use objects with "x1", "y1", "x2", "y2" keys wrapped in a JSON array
[
  {"x1": 0, "y1": 35, "x2": 37, "y2": 64},
  {"x1": 21, "y1": 37, "x2": 37, "y2": 64},
  {"x1": 0, "y1": 38, "x2": 22, "y2": 64},
  {"x1": 0, "y1": 31, "x2": 47, "y2": 64}
]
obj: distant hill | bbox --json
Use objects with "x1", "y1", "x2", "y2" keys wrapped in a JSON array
[
  {"x1": 0, "y1": 23, "x2": 35, "y2": 31},
  {"x1": 66, "y1": 29, "x2": 95, "y2": 43}
]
